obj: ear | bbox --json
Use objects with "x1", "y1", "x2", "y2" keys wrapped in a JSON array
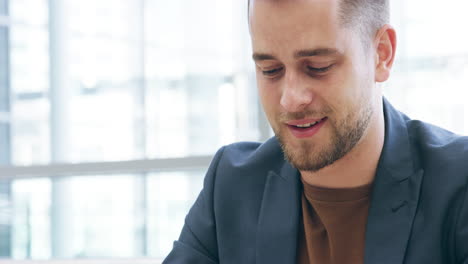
[{"x1": 374, "y1": 25, "x2": 397, "y2": 83}]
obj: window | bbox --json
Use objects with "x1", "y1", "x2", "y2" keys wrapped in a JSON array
[
  {"x1": 0, "y1": 0, "x2": 7, "y2": 15},
  {"x1": 10, "y1": 170, "x2": 204, "y2": 259},
  {"x1": 1, "y1": 0, "x2": 260, "y2": 261},
  {"x1": 385, "y1": 1, "x2": 468, "y2": 134}
]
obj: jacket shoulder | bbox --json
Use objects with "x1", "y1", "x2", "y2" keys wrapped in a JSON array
[
  {"x1": 407, "y1": 120, "x2": 468, "y2": 156},
  {"x1": 218, "y1": 137, "x2": 285, "y2": 171},
  {"x1": 407, "y1": 119, "x2": 468, "y2": 176}
]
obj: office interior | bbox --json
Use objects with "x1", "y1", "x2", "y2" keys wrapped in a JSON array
[{"x1": 1, "y1": 0, "x2": 468, "y2": 263}]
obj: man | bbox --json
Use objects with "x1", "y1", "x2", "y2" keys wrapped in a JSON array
[{"x1": 164, "y1": 0, "x2": 468, "y2": 263}]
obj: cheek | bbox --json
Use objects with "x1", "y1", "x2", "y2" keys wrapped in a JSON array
[
  {"x1": 319, "y1": 66, "x2": 367, "y2": 122},
  {"x1": 319, "y1": 69, "x2": 352, "y2": 110},
  {"x1": 257, "y1": 81, "x2": 282, "y2": 126},
  {"x1": 337, "y1": 62, "x2": 370, "y2": 101},
  {"x1": 258, "y1": 80, "x2": 279, "y2": 109}
]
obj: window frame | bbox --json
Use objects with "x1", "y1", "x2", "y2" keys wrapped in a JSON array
[
  {"x1": 0, "y1": 156, "x2": 213, "y2": 179},
  {"x1": 0, "y1": 0, "x2": 12, "y2": 258}
]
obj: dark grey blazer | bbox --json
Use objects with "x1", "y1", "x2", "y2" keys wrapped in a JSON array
[{"x1": 163, "y1": 98, "x2": 468, "y2": 264}]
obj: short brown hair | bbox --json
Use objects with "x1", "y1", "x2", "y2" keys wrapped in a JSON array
[
  {"x1": 338, "y1": 0, "x2": 390, "y2": 41},
  {"x1": 248, "y1": 0, "x2": 390, "y2": 42}
]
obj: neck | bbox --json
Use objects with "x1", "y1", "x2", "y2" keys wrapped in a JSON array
[{"x1": 300, "y1": 100, "x2": 385, "y2": 189}]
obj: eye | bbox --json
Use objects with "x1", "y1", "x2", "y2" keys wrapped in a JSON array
[
  {"x1": 262, "y1": 67, "x2": 284, "y2": 77},
  {"x1": 307, "y1": 64, "x2": 334, "y2": 74}
]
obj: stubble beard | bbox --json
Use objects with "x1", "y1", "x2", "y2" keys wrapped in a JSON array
[{"x1": 275, "y1": 103, "x2": 374, "y2": 172}]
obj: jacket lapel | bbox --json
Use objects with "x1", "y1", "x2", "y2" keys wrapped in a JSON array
[
  {"x1": 256, "y1": 160, "x2": 302, "y2": 264},
  {"x1": 364, "y1": 99, "x2": 425, "y2": 264}
]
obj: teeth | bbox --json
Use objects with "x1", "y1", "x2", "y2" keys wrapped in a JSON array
[{"x1": 296, "y1": 121, "x2": 319, "y2": 128}]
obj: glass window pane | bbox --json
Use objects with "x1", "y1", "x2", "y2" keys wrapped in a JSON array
[
  {"x1": 0, "y1": 26, "x2": 10, "y2": 166},
  {"x1": 10, "y1": 0, "x2": 47, "y2": 26},
  {"x1": 11, "y1": 98, "x2": 50, "y2": 165},
  {"x1": 146, "y1": 170, "x2": 204, "y2": 258},
  {"x1": 8, "y1": 0, "x2": 259, "y2": 164},
  {"x1": 10, "y1": 12, "x2": 49, "y2": 166},
  {"x1": 64, "y1": 0, "x2": 144, "y2": 163},
  {"x1": 0, "y1": 180, "x2": 12, "y2": 257},
  {"x1": 10, "y1": 175, "x2": 138, "y2": 259},
  {"x1": 0, "y1": 0, "x2": 7, "y2": 15},
  {"x1": 10, "y1": 0, "x2": 50, "y2": 166},
  {"x1": 387, "y1": 0, "x2": 468, "y2": 135},
  {"x1": 10, "y1": 24, "x2": 49, "y2": 95},
  {"x1": 0, "y1": 26, "x2": 9, "y2": 113},
  {"x1": 7, "y1": 170, "x2": 204, "y2": 259},
  {"x1": 11, "y1": 178, "x2": 51, "y2": 259},
  {"x1": 68, "y1": 90, "x2": 139, "y2": 162},
  {"x1": 144, "y1": 0, "x2": 259, "y2": 158}
]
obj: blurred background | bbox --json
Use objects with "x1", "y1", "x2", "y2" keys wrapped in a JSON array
[{"x1": 0, "y1": 0, "x2": 468, "y2": 262}]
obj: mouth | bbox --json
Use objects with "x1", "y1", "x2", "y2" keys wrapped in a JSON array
[{"x1": 286, "y1": 117, "x2": 328, "y2": 138}]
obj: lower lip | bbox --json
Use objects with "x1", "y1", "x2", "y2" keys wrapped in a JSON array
[{"x1": 287, "y1": 118, "x2": 327, "y2": 139}]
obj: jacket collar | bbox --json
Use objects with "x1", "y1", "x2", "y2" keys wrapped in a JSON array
[
  {"x1": 364, "y1": 98, "x2": 424, "y2": 264},
  {"x1": 255, "y1": 98, "x2": 424, "y2": 263},
  {"x1": 255, "y1": 138, "x2": 302, "y2": 264}
]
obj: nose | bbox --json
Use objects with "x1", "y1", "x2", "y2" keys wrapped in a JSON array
[{"x1": 280, "y1": 70, "x2": 314, "y2": 113}]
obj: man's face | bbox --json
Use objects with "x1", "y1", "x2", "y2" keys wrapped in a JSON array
[{"x1": 250, "y1": 0, "x2": 380, "y2": 172}]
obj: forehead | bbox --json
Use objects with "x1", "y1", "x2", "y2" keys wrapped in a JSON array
[{"x1": 249, "y1": 0, "x2": 347, "y2": 57}]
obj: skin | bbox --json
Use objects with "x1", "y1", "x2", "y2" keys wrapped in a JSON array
[{"x1": 249, "y1": 0, "x2": 397, "y2": 188}]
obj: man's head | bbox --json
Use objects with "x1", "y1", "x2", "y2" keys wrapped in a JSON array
[{"x1": 249, "y1": 0, "x2": 396, "y2": 172}]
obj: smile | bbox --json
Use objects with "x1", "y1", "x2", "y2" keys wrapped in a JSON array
[
  {"x1": 286, "y1": 117, "x2": 327, "y2": 138},
  {"x1": 294, "y1": 120, "x2": 321, "y2": 128}
]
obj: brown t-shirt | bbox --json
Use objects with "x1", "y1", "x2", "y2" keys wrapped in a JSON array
[{"x1": 297, "y1": 178, "x2": 373, "y2": 264}]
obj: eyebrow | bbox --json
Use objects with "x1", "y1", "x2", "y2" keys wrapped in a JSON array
[
  {"x1": 252, "y1": 53, "x2": 277, "y2": 61},
  {"x1": 252, "y1": 48, "x2": 340, "y2": 62},
  {"x1": 294, "y1": 48, "x2": 339, "y2": 59}
]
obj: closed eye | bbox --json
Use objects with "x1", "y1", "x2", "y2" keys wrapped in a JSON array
[
  {"x1": 262, "y1": 67, "x2": 284, "y2": 77},
  {"x1": 307, "y1": 64, "x2": 334, "y2": 73}
]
